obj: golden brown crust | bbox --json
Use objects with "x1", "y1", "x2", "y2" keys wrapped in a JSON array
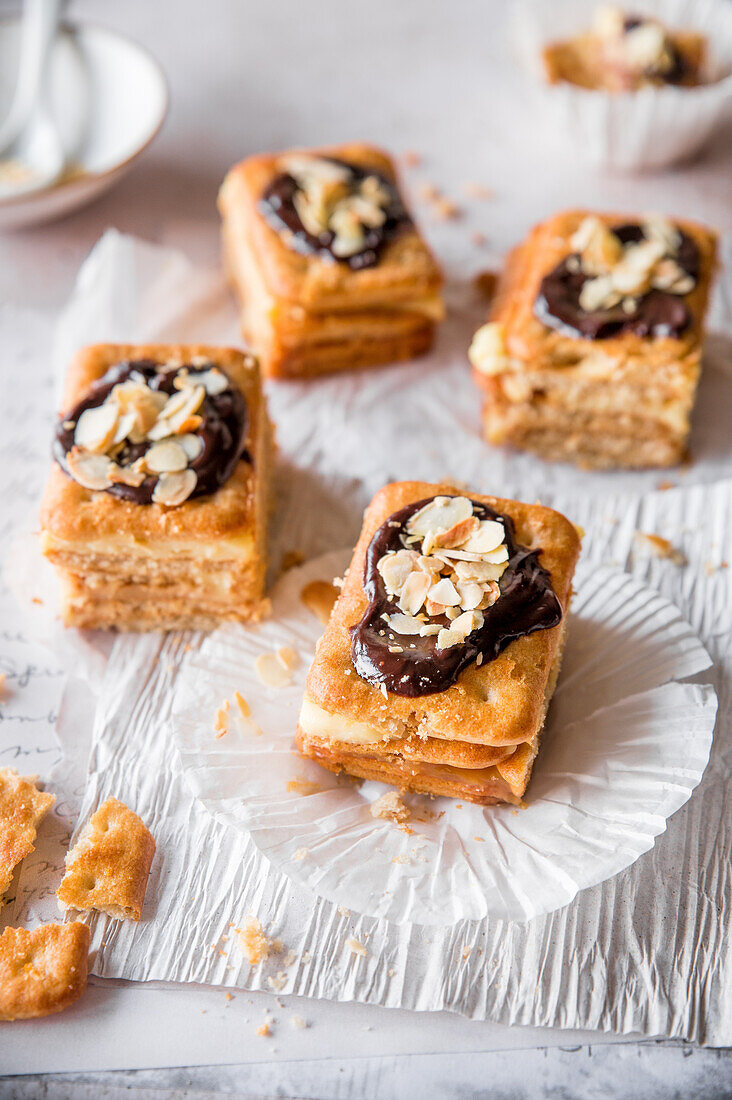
[
  {"x1": 0, "y1": 923, "x2": 89, "y2": 1020},
  {"x1": 488, "y1": 210, "x2": 717, "y2": 372},
  {"x1": 0, "y1": 769, "x2": 55, "y2": 897},
  {"x1": 219, "y1": 142, "x2": 443, "y2": 310},
  {"x1": 57, "y1": 798, "x2": 155, "y2": 921},
  {"x1": 303, "y1": 480, "x2": 580, "y2": 749}
]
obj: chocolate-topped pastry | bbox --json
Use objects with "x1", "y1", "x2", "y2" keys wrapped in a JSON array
[
  {"x1": 39, "y1": 343, "x2": 272, "y2": 632},
  {"x1": 469, "y1": 209, "x2": 718, "y2": 470},
  {"x1": 535, "y1": 217, "x2": 699, "y2": 341},
  {"x1": 296, "y1": 481, "x2": 580, "y2": 807},
  {"x1": 219, "y1": 143, "x2": 444, "y2": 379},
  {"x1": 351, "y1": 496, "x2": 562, "y2": 696},
  {"x1": 259, "y1": 155, "x2": 410, "y2": 271},
  {"x1": 53, "y1": 358, "x2": 248, "y2": 508},
  {"x1": 543, "y1": 6, "x2": 706, "y2": 92}
]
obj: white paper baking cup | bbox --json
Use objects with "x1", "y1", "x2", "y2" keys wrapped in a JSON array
[
  {"x1": 513, "y1": 0, "x2": 732, "y2": 171},
  {"x1": 171, "y1": 550, "x2": 717, "y2": 927}
]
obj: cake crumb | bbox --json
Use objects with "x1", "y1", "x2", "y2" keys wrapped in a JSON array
[
  {"x1": 267, "y1": 971, "x2": 288, "y2": 992},
  {"x1": 225, "y1": 992, "x2": 234, "y2": 1003},
  {"x1": 256, "y1": 1023, "x2": 271, "y2": 1037},
  {"x1": 370, "y1": 791, "x2": 410, "y2": 824},
  {"x1": 347, "y1": 938, "x2": 368, "y2": 958},
  {"x1": 301, "y1": 951, "x2": 312, "y2": 964},
  {"x1": 432, "y1": 196, "x2": 460, "y2": 221},
  {"x1": 388, "y1": 968, "x2": 396, "y2": 977},
  {"x1": 214, "y1": 700, "x2": 230, "y2": 738},
  {"x1": 471, "y1": 231, "x2": 487, "y2": 247},
  {"x1": 236, "y1": 916, "x2": 282, "y2": 965},
  {"x1": 392, "y1": 854, "x2": 410, "y2": 865},
  {"x1": 634, "y1": 531, "x2": 687, "y2": 566},
  {"x1": 287, "y1": 777, "x2": 323, "y2": 796},
  {"x1": 473, "y1": 836, "x2": 485, "y2": 842},
  {"x1": 300, "y1": 579, "x2": 339, "y2": 624},
  {"x1": 656, "y1": 480, "x2": 676, "y2": 491},
  {"x1": 337, "y1": 905, "x2": 350, "y2": 918},
  {"x1": 402, "y1": 150, "x2": 421, "y2": 168},
  {"x1": 417, "y1": 182, "x2": 440, "y2": 203},
  {"x1": 294, "y1": 847, "x2": 309, "y2": 861},
  {"x1": 462, "y1": 180, "x2": 494, "y2": 200},
  {"x1": 474, "y1": 270, "x2": 498, "y2": 299},
  {"x1": 0, "y1": 673, "x2": 6, "y2": 697},
  {"x1": 461, "y1": 946, "x2": 472, "y2": 960}
]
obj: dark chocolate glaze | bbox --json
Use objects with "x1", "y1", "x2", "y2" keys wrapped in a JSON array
[
  {"x1": 535, "y1": 223, "x2": 698, "y2": 340},
  {"x1": 53, "y1": 360, "x2": 248, "y2": 504},
  {"x1": 350, "y1": 498, "x2": 563, "y2": 697},
  {"x1": 258, "y1": 157, "x2": 411, "y2": 270}
]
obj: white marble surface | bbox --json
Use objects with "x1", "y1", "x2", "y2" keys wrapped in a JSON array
[{"x1": 2, "y1": 0, "x2": 732, "y2": 1095}]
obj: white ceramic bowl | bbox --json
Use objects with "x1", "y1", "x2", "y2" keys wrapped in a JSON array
[{"x1": 0, "y1": 18, "x2": 168, "y2": 229}]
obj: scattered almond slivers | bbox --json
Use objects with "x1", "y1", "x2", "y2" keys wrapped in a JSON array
[
  {"x1": 633, "y1": 530, "x2": 688, "y2": 566},
  {"x1": 255, "y1": 646, "x2": 301, "y2": 688},
  {"x1": 570, "y1": 214, "x2": 695, "y2": 316},
  {"x1": 62, "y1": 362, "x2": 229, "y2": 506},
  {"x1": 378, "y1": 496, "x2": 508, "y2": 652}
]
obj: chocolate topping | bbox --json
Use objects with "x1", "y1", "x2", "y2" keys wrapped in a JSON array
[
  {"x1": 350, "y1": 498, "x2": 563, "y2": 697},
  {"x1": 54, "y1": 360, "x2": 248, "y2": 504},
  {"x1": 535, "y1": 223, "x2": 698, "y2": 340},
  {"x1": 259, "y1": 157, "x2": 410, "y2": 270}
]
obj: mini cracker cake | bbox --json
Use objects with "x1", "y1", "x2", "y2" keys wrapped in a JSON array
[
  {"x1": 469, "y1": 210, "x2": 717, "y2": 470},
  {"x1": 218, "y1": 142, "x2": 444, "y2": 379},
  {"x1": 543, "y1": 6, "x2": 706, "y2": 92},
  {"x1": 39, "y1": 343, "x2": 272, "y2": 631},
  {"x1": 297, "y1": 482, "x2": 580, "y2": 806}
]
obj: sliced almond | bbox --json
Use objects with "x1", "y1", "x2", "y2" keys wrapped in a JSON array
[
  {"x1": 151, "y1": 468, "x2": 197, "y2": 507},
  {"x1": 145, "y1": 440, "x2": 189, "y2": 474},
  {"x1": 610, "y1": 262, "x2": 651, "y2": 298},
  {"x1": 427, "y1": 577, "x2": 461, "y2": 607},
  {"x1": 477, "y1": 581, "x2": 501, "y2": 610},
  {"x1": 397, "y1": 571, "x2": 431, "y2": 616},
  {"x1": 455, "y1": 581, "x2": 484, "y2": 611},
  {"x1": 108, "y1": 459, "x2": 146, "y2": 487},
  {"x1": 468, "y1": 322, "x2": 511, "y2": 376},
  {"x1": 66, "y1": 449, "x2": 113, "y2": 490},
  {"x1": 460, "y1": 520, "x2": 505, "y2": 555},
  {"x1": 450, "y1": 609, "x2": 484, "y2": 638},
  {"x1": 386, "y1": 613, "x2": 424, "y2": 636},
  {"x1": 377, "y1": 549, "x2": 419, "y2": 595},
  {"x1": 579, "y1": 275, "x2": 620, "y2": 313},
  {"x1": 415, "y1": 555, "x2": 443, "y2": 579},
  {"x1": 74, "y1": 403, "x2": 119, "y2": 453},
  {"x1": 453, "y1": 559, "x2": 505, "y2": 582},
  {"x1": 255, "y1": 652, "x2": 293, "y2": 688},
  {"x1": 419, "y1": 623, "x2": 442, "y2": 637},
  {"x1": 178, "y1": 433, "x2": 204, "y2": 461},
  {"x1": 407, "y1": 496, "x2": 473, "y2": 540},
  {"x1": 436, "y1": 626, "x2": 461, "y2": 651},
  {"x1": 643, "y1": 216, "x2": 681, "y2": 256},
  {"x1": 195, "y1": 368, "x2": 229, "y2": 396},
  {"x1": 433, "y1": 516, "x2": 480, "y2": 549},
  {"x1": 277, "y1": 646, "x2": 301, "y2": 671}
]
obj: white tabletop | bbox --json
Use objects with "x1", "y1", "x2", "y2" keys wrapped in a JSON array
[{"x1": 3, "y1": 0, "x2": 731, "y2": 1095}]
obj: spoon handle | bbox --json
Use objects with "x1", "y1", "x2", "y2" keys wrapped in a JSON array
[{"x1": 0, "y1": 0, "x2": 65, "y2": 157}]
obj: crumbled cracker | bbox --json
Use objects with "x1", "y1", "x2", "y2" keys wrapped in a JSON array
[
  {"x1": 634, "y1": 531, "x2": 687, "y2": 566},
  {"x1": 462, "y1": 181, "x2": 494, "y2": 200},
  {"x1": 300, "y1": 579, "x2": 339, "y2": 624},
  {"x1": 291, "y1": 1013, "x2": 308, "y2": 1029},
  {"x1": 286, "y1": 778, "x2": 323, "y2": 796},
  {"x1": 294, "y1": 847, "x2": 309, "y2": 861},
  {"x1": 236, "y1": 916, "x2": 282, "y2": 965},
  {"x1": 461, "y1": 946, "x2": 472, "y2": 960},
  {"x1": 369, "y1": 791, "x2": 410, "y2": 825},
  {"x1": 656, "y1": 480, "x2": 676, "y2": 491},
  {"x1": 432, "y1": 196, "x2": 460, "y2": 221},
  {"x1": 347, "y1": 938, "x2": 367, "y2": 958},
  {"x1": 337, "y1": 905, "x2": 350, "y2": 918},
  {"x1": 256, "y1": 1023, "x2": 271, "y2": 1037},
  {"x1": 473, "y1": 835, "x2": 485, "y2": 843},
  {"x1": 267, "y1": 971, "x2": 288, "y2": 992}
]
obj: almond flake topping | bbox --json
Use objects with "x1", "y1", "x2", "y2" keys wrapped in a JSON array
[{"x1": 376, "y1": 496, "x2": 510, "y2": 655}]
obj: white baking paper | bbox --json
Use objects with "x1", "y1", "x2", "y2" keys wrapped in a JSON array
[
  {"x1": 5, "y1": 233, "x2": 732, "y2": 1044},
  {"x1": 513, "y1": 0, "x2": 732, "y2": 171},
  {"x1": 171, "y1": 553, "x2": 715, "y2": 925}
]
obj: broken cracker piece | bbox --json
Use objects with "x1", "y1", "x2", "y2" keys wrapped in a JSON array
[
  {"x1": 0, "y1": 768, "x2": 55, "y2": 899},
  {"x1": 57, "y1": 797, "x2": 155, "y2": 921},
  {"x1": 369, "y1": 791, "x2": 410, "y2": 825},
  {"x1": 237, "y1": 916, "x2": 282, "y2": 965},
  {"x1": 300, "y1": 579, "x2": 340, "y2": 625},
  {"x1": 0, "y1": 922, "x2": 89, "y2": 1020},
  {"x1": 634, "y1": 531, "x2": 687, "y2": 566}
]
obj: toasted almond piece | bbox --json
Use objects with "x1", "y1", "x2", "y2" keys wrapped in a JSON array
[
  {"x1": 346, "y1": 938, "x2": 368, "y2": 958},
  {"x1": 331, "y1": 226, "x2": 366, "y2": 258},
  {"x1": 643, "y1": 216, "x2": 681, "y2": 255},
  {"x1": 386, "y1": 612, "x2": 424, "y2": 636},
  {"x1": 419, "y1": 623, "x2": 442, "y2": 637},
  {"x1": 436, "y1": 626, "x2": 462, "y2": 651},
  {"x1": 255, "y1": 652, "x2": 293, "y2": 688},
  {"x1": 377, "y1": 549, "x2": 420, "y2": 595},
  {"x1": 282, "y1": 154, "x2": 352, "y2": 185},
  {"x1": 482, "y1": 544, "x2": 509, "y2": 564},
  {"x1": 277, "y1": 646, "x2": 301, "y2": 671},
  {"x1": 398, "y1": 571, "x2": 431, "y2": 616},
  {"x1": 425, "y1": 598, "x2": 449, "y2": 617},
  {"x1": 178, "y1": 433, "x2": 204, "y2": 461},
  {"x1": 66, "y1": 449, "x2": 112, "y2": 491},
  {"x1": 468, "y1": 321, "x2": 512, "y2": 377},
  {"x1": 450, "y1": 609, "x2": 484, "y2": 638},
  {"x1": 300, "y1": 579, "x2": 339, "y2": 624},
  {"x1": 427, "y1": 577, "x2": 461, "y2": 606},
  {"x1": 460, "y1": 520, "x2": 505, "y2": 554},
  {"x1": 581, "y1": 223, "x2": 622, "y2": 276},
  {"x1": 234, "y1": 691, "x2": 250, "y2": 718},
  {"x1": 293, "y1": 188, "x2": 329, "y2": 236},
  {"x1": 108, "y1": 460, "x2": 146, "y2": 487},
  {"x1": 415, "y1": 555, "x2": 443, "y2": 579},
  {"x1": 570, "y1": 215, "x2": 605, "y2": 253},
  {"x1": 454, "y1": 559, "x2": 504, "y2": 582},
  {"x1": 286, "y1": 777, "x2": 323, "y2": 796},
  {"x1": 407, "y1": 496, "x2": 474, "y2": 540},
  {"x1": 175, "y1": 414, "x2": 203, "y2": 434},
  {"x1": 455, "y1": 580, "x2": 484, "y2": 610},
  {"x1": 433, "y1": 516, "x2": 480, "y2": 549},
  {"x1": 668, "y1": 274, "x2": 695, "y2": 295},
  {"x1": 194, "y1": 368, "x2": 228, "y2": 395},
  {"x1": 74, "y1": 403, "x2": 119, "y2": 453},
  {"x1": 145, "y1": 440, "x2": 189, "y2": 474},
  {"x1": 624, "y1": 21, "x2": 667, "y2": 69},
  {"x1": 610, "y1": 262, "x2": 651, "y2": 297},
  {"x1": 477, "y1": 581, "x2": 501, "y2": 609},
  {"x1": 112, "y1": 411, "x2": 137, "y2": 445},
  {"x1": 151, "y1": 469, "x2": 197, "y2": 507},
  {"x1": 579, "y1": 275, "x2": 619, "y2": 313}
]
